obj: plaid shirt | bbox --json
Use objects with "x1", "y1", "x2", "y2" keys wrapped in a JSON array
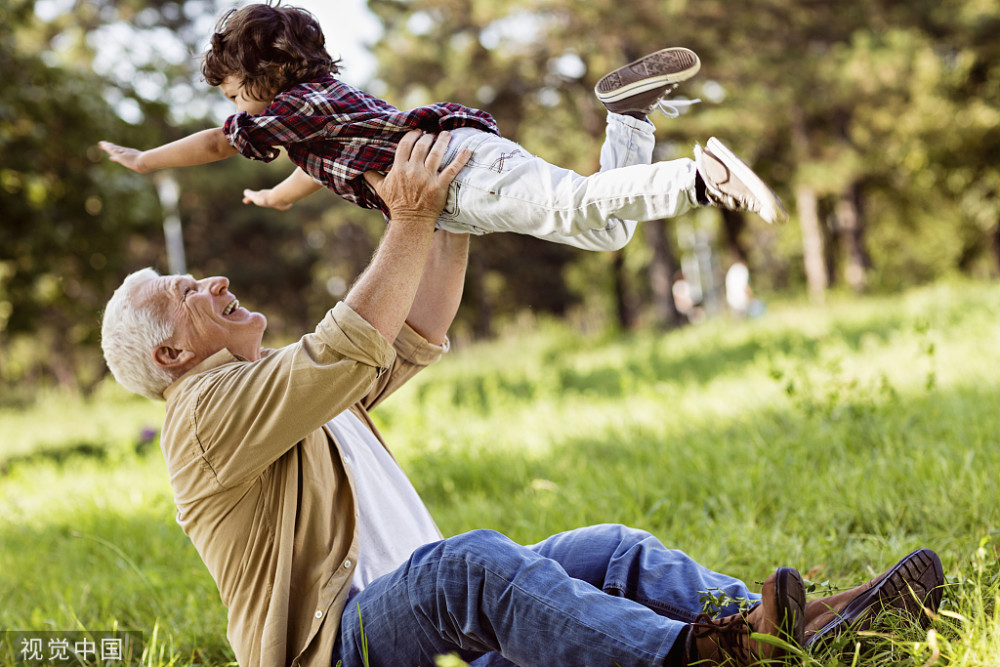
[{"x1": 224, "y1": 75, "x2": 499, "y2": 214}]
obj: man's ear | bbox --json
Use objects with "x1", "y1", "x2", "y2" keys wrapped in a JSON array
[{"x1": 153, "y1": 343, "x2": 197, "y2": 371}]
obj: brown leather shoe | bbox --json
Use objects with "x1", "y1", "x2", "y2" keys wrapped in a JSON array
[
  {"x1": 685, "y1": 567, "x2": 806, "y2": 665},
  {"x1": 804, "y1": 548, "x2": 944, "y2": 648}
]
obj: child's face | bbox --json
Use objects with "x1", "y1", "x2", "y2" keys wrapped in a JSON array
[{"x1": 220, "y1": 76, "x2": 273, "y2": 115}]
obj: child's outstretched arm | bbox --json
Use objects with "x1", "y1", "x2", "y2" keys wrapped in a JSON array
[
  {"x1": 99, "y1": 128, "x2": 237, "y2": 174},
  {"x1": 242, "y1": 167, "x2": 323, "y2": 210}
]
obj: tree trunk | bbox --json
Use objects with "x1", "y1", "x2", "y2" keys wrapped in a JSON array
[
  {"x1": 469, "y1": 250, "x2": 493, "y2": 339},
  {"x1": 796, "y1": 183, "x2": 828, "y2": 303},
  {"x1": 612, "y1": 251, "x2": 638, "y2": 330},
  {"x1": 791, "y1": 110, "x2": 827, "y2": 303},
  {"x1": 719, "y1": 208, "x2": 749, "y2": 265},
  {"x1": 646, "y1": 219, "x2": 683, "y2": 329},
  {"x1": 836, "y1": 181, "x2": 871, "y2": 293},
  {"x1": 991, "y1": 217, "x2": 1000, "y2": 277}
]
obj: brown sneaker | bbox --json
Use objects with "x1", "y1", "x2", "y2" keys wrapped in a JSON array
[
  {"x1": 805, "y1": 548, "x2": 944, "y2": 649},
  {"x1": 695, "y1": 137, "x2": 789, "y2": 225},
  {"x1": 685, "y1": 567, "x2": 806, "y2": 665},
  {"x1": 595, "y1": 47, "x2": 701, "y2": 116}
]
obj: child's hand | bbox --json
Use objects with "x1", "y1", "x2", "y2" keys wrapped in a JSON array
[
  {"x1": 98, "y1": 141, "x2": 149, "y2": 174},
  {"x1": 242, "y1": 188, "x2": 292, "y2": 211}
]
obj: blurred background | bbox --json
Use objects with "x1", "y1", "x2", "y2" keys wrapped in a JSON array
[{"x1": 1, "y1": 0, "x2": 998, "y2": 403}]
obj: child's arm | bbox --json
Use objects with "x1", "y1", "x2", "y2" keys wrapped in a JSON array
[
  {"x1": 242, "y1": 167, "x2": 323, "y2": 210},
  {"x1": 99, "y1": 128, "x2": 237, "y2": 174}
]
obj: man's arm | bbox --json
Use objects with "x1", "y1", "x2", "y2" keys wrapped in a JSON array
[
  {"x1": 356, "y1": 230, "x2": 468, "y2": 410},
  {"x1": 99, "y1": 128, "x2": 237, "y2": 174},
  {"x1": 405, "y1": 231, "x2": 469, "y2": 346},
  {"x1": 347, "y1": 130, "x2": 470, "y2": 344},
  {"x1": 242, "y1": 167, "x2": 323, "y2": 210}
]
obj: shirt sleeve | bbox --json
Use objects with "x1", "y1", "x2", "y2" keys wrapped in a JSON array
[
  {"x1": 360, "y1": 322, "x2": 448, "y2": 411},
  {"x1": 223, "y1": 109, "x2": 334, "y2": 162}
]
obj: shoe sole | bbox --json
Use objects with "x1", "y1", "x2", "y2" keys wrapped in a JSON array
[
  {"x1": 595, "y1": 47, "x2": 701, "y2": 103},
  {"x1": 706, "y1": 137, "x2": 789, "y2": 224},
  {"x1": 775, "y1": 567, "x2": 807, "y2": 652},
  {"x1": 805, "y1": 549, "x2": 945, "y2": 649}
]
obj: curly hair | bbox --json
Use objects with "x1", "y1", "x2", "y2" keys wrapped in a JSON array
[{"x1": 202, "y1": 2, "x2": 341, "y2": 100}]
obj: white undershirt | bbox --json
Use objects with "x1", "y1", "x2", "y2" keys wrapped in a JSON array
[{"x1": 326, "y1": 411, "x2": 440, "y2": 595}]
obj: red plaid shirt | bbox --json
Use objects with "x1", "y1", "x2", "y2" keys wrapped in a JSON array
[{"x1": 223, "y1": 75, "x2": 500, "y2": 214}]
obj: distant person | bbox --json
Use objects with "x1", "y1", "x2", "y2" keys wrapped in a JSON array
[
  {"x1": 100, "y1": 3, "x2": 787, "y2": 256},
  {"x1": 672, "y1": 271, "x2": 704, "y2": 324},
  {"x1": 725, "y1": 261, "x2": 764, "y2": 318},
  {"x1": 100, "y1": 131, "x2": 943, "y2": 667}
]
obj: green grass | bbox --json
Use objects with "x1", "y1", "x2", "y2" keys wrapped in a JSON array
[{"x1": 2, "y1": 279, "x2": 999, "y2": 666}]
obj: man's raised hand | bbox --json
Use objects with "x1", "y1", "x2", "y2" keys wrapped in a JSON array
[{"x1": 363, "y1": 130, "x2": 471, "y2": 224}]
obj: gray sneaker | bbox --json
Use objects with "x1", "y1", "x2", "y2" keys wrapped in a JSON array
[
  {"x1": 595, "y1": 47, "x2": 701, "y2": 117},
  {"x1": 695, "y1": 137, "x2": 789, "y2": 224}
]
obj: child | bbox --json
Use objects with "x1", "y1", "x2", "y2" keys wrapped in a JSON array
[{"x1": 100, "y1": 3, "x2": 787, "y2": 252}]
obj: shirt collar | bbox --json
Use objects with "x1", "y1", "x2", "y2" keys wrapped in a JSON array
[{"x1": 162, "y1": 348, "x2": 249, "y2": 402}]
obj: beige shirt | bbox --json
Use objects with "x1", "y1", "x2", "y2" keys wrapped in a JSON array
[{"x1": 160, "y1": 301, "x2": 445, "y2": 667}]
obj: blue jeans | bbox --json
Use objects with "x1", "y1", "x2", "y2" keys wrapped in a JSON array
[{"x1": 331, "y1": 524, "x2": 759, "y2": 667}]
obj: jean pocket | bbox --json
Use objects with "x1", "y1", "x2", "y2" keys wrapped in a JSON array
[
  {"x1": 441, "y1": 128, "x2": 490, "y2": 169},
  {"x1": 440, "y1": 181, "x2": 461, "y2": 219}
]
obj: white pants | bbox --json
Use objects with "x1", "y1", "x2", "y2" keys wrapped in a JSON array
[{"x1": 436, "y1": 114, "x2": 699, "y2": 251}]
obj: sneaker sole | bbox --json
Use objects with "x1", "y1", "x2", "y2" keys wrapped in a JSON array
[
  {"x1": 775, "y1": 567, "x2": 807, "y2": 651},
  {"x1": 706, "y1": 137, "x2": 789, "y2": 224},
  {"x1": 805, "y1": 549, "x2": 944, "y2": 649},
  {"x1": 595, "y1": 47, "x2": 701, "y2": 103}
]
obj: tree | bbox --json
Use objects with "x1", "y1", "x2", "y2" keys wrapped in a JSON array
[
  {"x1": 0, "y1": 0, "x2": 164, "y2": 396},
  {"x1": 7, "y1": 0, "x2": 1000, "y2": 401}
]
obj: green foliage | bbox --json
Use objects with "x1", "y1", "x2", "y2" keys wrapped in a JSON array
[
  {"x1": 0, "y1": 11, "x2": 161, "y2": 396},
  {"x1": 7, "y1": 0, "x2": 1000, "y2": 393},
  {"x1": 0, "y1": 0, "x2": 390, "y2": 395},
  {"x1": 0, "y1": 379, "x2": 162, "y2": 464}
]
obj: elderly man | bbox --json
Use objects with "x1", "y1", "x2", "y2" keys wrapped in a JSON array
[{"x1": 101, "y1": 131, "x2": 943, "y2": 667}]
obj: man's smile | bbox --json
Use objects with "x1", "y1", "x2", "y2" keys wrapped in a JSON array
[{"x1": 223, "y1": 298, "x2": 240, "y2": 316}]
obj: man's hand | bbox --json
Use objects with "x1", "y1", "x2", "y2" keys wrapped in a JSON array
[
  {"x1": 99, "y1": 141, "x2": 150, "y2": 174},
  {"x1": 364, "y1": 130, "x2": 471, "y2": 224},
  {"x1": 243, "y1": 188, "x2": 293, "y2": 210}
]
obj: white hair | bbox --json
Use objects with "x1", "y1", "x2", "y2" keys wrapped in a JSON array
[{"x1": 101, "y1": 268, "x2": 177, "y2": 401}]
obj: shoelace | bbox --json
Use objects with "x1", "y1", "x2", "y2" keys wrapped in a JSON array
[
  {"x1": 654, "y1": 97, "x2": 702, "y2": 118},
  {"x1": 687, "y1": 611, "x2": 754, "y2": 664},
  {"x1": 641, "y1": 82, "x2": 702, "y2": 118}
]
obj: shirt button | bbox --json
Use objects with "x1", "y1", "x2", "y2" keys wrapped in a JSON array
[
  {"x1": 343, "y1": 559, "x2": 352, "y2": 569},
  {"x1": 314, "y1": 610, "x2": 323, "y2": 619}
]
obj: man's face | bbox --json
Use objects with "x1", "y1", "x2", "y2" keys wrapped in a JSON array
[
  {"x1": 143, "y1": 274, "x2": 267, "y2": 365},
  {"x1": 220, "y1": 75, "x2": 273, "y2": 115}
]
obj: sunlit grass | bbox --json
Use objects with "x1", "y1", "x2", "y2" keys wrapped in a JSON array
[
  {"x1": 0, "y1": 381, "x2": 162, "y2": 463},
  {"x1": 2, "y1": 279, "x2": 999, "y2": 666}
]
